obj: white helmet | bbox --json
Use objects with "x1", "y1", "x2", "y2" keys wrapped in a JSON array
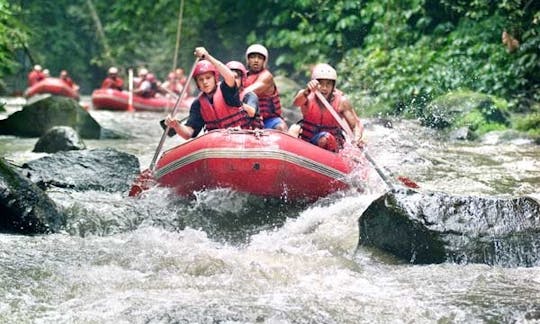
[
  {"x1": 245, "y1": 44, "x2": 268, "y2": 62},
  {"x1": 138, "y1": 68, "x2": 148, "y2": 76},
  {"x1": 34, "y1": 64, "x2": 42, "y2": 71},
  {"x1": 108, "y1": 66, "x2": 118, "y2": 74},
  {"x1": 311, "y1": 63, "x2": 337, "y2": 81}
]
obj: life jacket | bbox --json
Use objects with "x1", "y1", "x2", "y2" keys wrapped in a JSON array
[
  {"x1": 245, "y1": 69, "x2": 282, "y2": 120},
  {"x1": 239, "y1": 89, "x2": 263, "y2": 129},
  {"x1": 199, "y1": 85, "x2": 254, "y2": 131},
  {"x1": 300, "y1": 89, "x2": 345, "y2": 149},
  {"x1": 28, "y1": 71, "x2": 44, "y2": 87},
  {"x1": 136, "y1": 80, "x2": 157, "y2": 98},
  {"x1": 101, "y1": 77, "x2": 123, "y2": 90}
]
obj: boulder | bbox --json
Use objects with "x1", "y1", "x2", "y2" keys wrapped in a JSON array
[
  {"x1": 275, "y1": 75, "x2": 302, "y2": 124},
  {"x1": 0, "y1": 95, "x2": 101, "y2": 138},
  {"x1": 358, "y1": 189, "x2": 540, "y2": 267},
  {"x1": 33, "y1": 126, "x2": 86, "y2": 153},
  {"x1": 0, "y1": 158, "x2": 65, "y2": 234},
  {"x1": 22, "y1": 148, "x2": 140, "y2": 193}
]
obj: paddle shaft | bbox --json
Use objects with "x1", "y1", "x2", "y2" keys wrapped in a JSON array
[
  {"x1": 314, "y1": 89, "x2": 398, "y2": 190},
  {"x1": 314, "y1": 90, "x2": 354, "y2": 139},
  {"x1": 149, "y1": 58, "x2": 199, "y2": 171}
]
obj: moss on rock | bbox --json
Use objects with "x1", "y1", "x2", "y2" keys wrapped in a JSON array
[{"x1": 422, "y1": 91, "x2": 511, "y2": 136}]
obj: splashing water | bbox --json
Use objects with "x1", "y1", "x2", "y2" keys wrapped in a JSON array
[{"x1": 1, "y1": 99, "x2": 539, "y2": 323}]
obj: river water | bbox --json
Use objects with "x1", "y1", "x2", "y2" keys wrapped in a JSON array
[{"x1": 1, "y1": 97, "x2": 539, "y2": 323}]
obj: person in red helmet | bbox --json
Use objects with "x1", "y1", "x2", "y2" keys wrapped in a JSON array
[
  {"x1": 243, "y1": 44, "x2": 287, "y2": 131},
  {"x1": 289, "y1": 63, "x2": 365, "y2": 152},
  {"x1": 165, "y1": 47, "x2": 259, "y2": 139},
  {"x1": 100, "y1": 66, "x2": 124, "y2": 91},
  {"x1": 226, "y1": 60, "x2": 262, "y2": 129}
]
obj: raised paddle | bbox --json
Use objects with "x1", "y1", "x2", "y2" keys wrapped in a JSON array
[
  {"x1": 313, "y1": 90, "x2": 419, "y2": 190},
  {"x1": 128, "y1": 58, "x2": 199, "y2": 197},
  {"x1": 149, "y1": 57, "x2": 199, "y2": 172}
]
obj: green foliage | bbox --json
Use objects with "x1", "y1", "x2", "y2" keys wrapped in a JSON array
[
  {"x1": 248, "y1": 0, "x2": 366, "y2": 77},
  {"x1": 0, "y1": 0, "x2": 28, "y2": 77},
  {"x1": 514, "y1": 113, "x2": 540, "y2": 138},
  {"x1": 0, "y1": 0, "x2": 538, "y2": 131}
]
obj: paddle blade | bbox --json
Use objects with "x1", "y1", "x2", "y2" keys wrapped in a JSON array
[
  {"x1": 397, "y1": 176, "x2": 420, "y2": 189},
  {"x1": 128, "y1": 169, "x2": 156, "y2": 197}
]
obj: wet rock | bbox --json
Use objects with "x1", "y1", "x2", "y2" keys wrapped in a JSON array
[
  {"x1": 358, "y1": 189, "x2": 540, "y2": 267},
  {"x1": 448, "y1": 127, "x2": 475, "y2": 141},
  {"x1": 33, "y1": 126, "x2": 86, "y2": 153},
  {"x1": 0, "y1": 95, "x2": 101, "y2": 139},
  {"x1": 275, "y1": 75, "x2": 302, "y2": 123},
  {"x1": 22, "y1": 148, "x2": 140, "y2": 193},
  {"x1": 0, "y1": 158, "x2": 65, "y2": 234}
]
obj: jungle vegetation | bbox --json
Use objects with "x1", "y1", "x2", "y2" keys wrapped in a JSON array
[{"x1": 1, "y1": 0, "x2": 538, "y2": 135}]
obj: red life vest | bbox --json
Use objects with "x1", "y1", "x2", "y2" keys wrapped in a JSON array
[
  {"x1": 27, "y1": 71, "x2": 44, "y2": 87},
  {"x1": 101, "y1": 77, "x2": 124, "y2": 90},
  {"x1": 245, "y1": 69, "x2": 282, "y2": 120},
  {"x1": 199, "y1": 85, "x2": 253, "y2": 131},
  {"x1": 300, "y1": 89, "x2": 345, "y2": 148}
]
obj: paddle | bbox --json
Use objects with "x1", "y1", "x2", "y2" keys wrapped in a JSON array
[
  {"x1": 128, "y1": 58, "x2": 199, "y2": 197},
  {"x1": 128, "y1": 68, "x2": 134, "y2": 112},
  {"x1": 149, "y1": 58, "x2": 199, "y2": 172},
  {"x1": 313, "y1": 90, "x2": 419, "y2": 190}
]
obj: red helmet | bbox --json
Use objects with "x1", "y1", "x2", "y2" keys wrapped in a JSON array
[
  {"x1": 226, "y1": 61, "x2": 247, "y2": 77},
  {"x1": 193, "y1": 60, "x2": 219, "y2": 81}
]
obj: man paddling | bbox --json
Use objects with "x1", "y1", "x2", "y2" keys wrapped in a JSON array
[
  {"x1": 289, "y1": 63, "x2": 365, "y2": 152},
  {"x1": 164, "y1": 47, "x2": 262, "y2": 139}
]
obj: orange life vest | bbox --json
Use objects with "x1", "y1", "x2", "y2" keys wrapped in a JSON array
[
  {"x1": 300, "y1": 89, "x2": 345, "y2": 148},
  {"x1": 199, "y1": 85, "x2": 254, "y2": 131}
]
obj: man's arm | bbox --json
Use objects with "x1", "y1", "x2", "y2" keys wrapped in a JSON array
[
  {"x1": 243, "y1": 70, "x2": 273, "y2": 96},
  {"x1": 340, "y1": 97, "x2": 365, "y2": 144},
  {"x1": 194, "y1": 47, "x2": 236, "y2": 88},
  {"x1": 242, "y1": 92, "x2": 259, "y2": 117}
]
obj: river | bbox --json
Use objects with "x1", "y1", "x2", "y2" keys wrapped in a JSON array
[{"x1": 1, "y1": 96, "x2": 539, "y2": 323}]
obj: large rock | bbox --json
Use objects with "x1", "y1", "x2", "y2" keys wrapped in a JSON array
[
  {"x1": 33, "y1": 126, "x2": 86, "y2": 153},
  {"x1": 275, "y1": 75, "x2": 302, "y2": 124},
  {"x1": 0, "y1": 95, "x2": 101, "y2": 138},
  {"x1": 358, "y1": 189, "x2": 540, "y2": 267},
  {"x1": 0, "y1": 158, "x2": 65, "y2": 234},
  {"x1": 21, "y1": 148, "x2": 140, "y2": 193}
]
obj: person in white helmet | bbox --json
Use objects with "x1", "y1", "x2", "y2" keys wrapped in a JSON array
[
  {"x1": 27, "y1": 64, "x2": 45, "y2": 87},
  {"x1": 243, "y1": 44, "x2": 287, "y2": 131},
  {"x1": 100, "y1": 66, "x2": 124, "y2": 91},
  {"x1": 290, "y1": 63, "x2": 365, "y2": 152}
]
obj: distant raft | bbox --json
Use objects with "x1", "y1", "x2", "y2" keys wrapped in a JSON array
[
  {"x1": 24, "y1": 78, "x2": 80, "y2": 100},
  {"x1": 91, "y1": 88, "x2": 194, "y2": 112}
]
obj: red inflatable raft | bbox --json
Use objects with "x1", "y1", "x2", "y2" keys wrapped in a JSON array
[
  {"x1": 132, "y1": 128, "x2": 367, "y2": 202},
  {"x1": 24, "y1": 78, "x2": 80, "y2": 99},
  {"x1": 91, "y1": 88, "x2": 194, "y2": 112}
]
